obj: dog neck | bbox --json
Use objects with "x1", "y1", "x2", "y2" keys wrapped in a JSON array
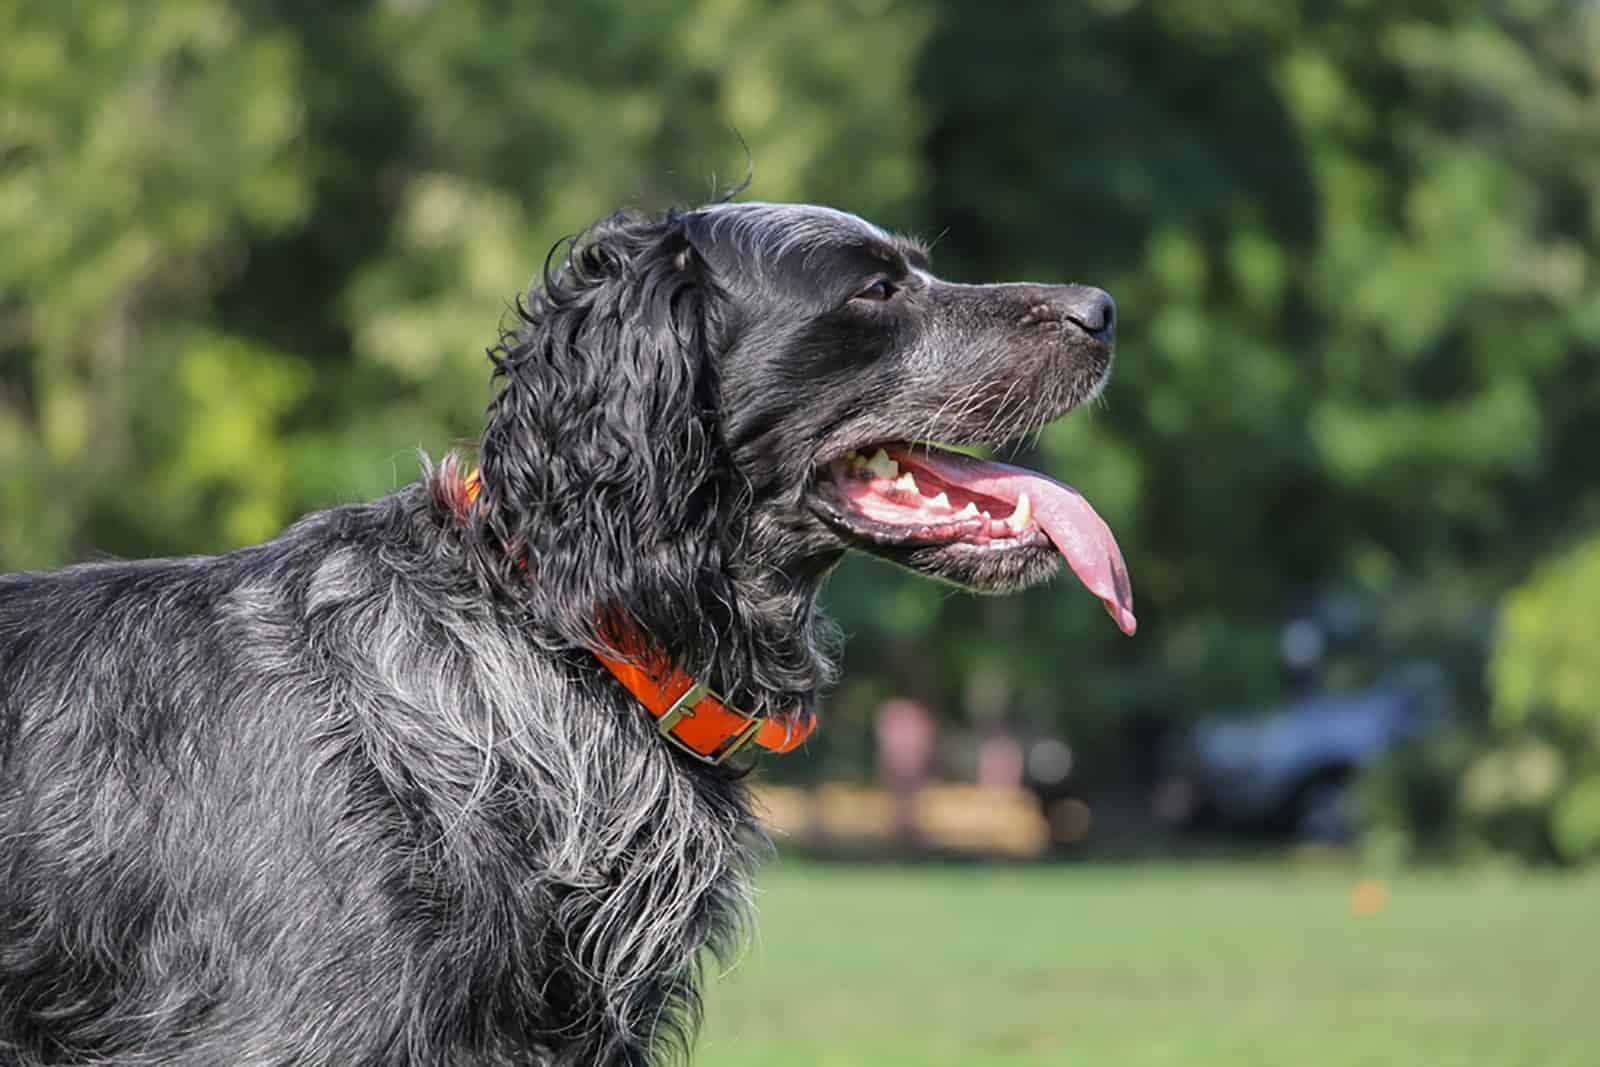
[{"x1": 454, "y1": 464, "x2": 820, "y2": 763}]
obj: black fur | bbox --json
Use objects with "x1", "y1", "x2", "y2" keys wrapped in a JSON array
[{"x1": 0, "y1": 201, "x2": 1116, "y2": 1065}]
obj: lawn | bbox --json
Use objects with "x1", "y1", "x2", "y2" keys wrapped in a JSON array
[{"x1": 697, "y1": 859, "x2": 1600, "y2": 1066}]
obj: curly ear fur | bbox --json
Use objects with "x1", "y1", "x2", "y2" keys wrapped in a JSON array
[
  {"x1": 468, "y1": 209, "x2": 838, "y2": 718},
  {"x1": 472, "y1": 213, "x2": 739, "y2": 679}
]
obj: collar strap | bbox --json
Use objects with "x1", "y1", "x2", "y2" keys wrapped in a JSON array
[
  {"x1": 592, "y1": 644, "x2": 816, "y2": 765},
  {"x1": 461, "y1": 468, "x2": 816, "y2": 765}
]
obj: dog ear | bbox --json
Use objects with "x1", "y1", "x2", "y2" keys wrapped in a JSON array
[{"x1": 472, "y1": 210, "x2": 736, "y2": 666}]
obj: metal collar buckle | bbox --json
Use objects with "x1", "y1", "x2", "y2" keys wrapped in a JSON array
[{"x1": 655, "y1": 680, "x2": 766, "y2": 766}]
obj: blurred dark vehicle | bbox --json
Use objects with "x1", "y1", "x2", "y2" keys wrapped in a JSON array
[{"x1": 1155, "y1": 664, "x2": 1455, "y2": 842}]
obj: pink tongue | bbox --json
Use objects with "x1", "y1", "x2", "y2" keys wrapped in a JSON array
[{"x1": 892, "y1": 448, "x2": 1137, "y2": 636}]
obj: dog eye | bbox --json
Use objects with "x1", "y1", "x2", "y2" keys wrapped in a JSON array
[{"x1": 854, "y1": 278, "x2": 898, "y2": 302}]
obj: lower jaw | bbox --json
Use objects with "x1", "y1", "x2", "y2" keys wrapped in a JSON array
[
  {"x1": 868, "y1": 537, "x2": 1063, "y2": 594},
  {"x1": 808, "y1": 500, "x2": 1061, "y2": 592}
]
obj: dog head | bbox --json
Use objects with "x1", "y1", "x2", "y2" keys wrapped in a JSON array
[
  {"x1": 684, "y1": 203, "x2": 1130, "y2": 624},
  {"x1": 472, "y1": 201, "x2": 1133, "y2": 704}
]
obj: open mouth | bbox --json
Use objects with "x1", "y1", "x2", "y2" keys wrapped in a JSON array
[{"x1": 811, "y1": 443, "x2": 1136, "y2": 635}]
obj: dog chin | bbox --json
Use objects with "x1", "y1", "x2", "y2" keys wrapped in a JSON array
[{"x1": 863, "y1": 538, "x2": 1064, "y2": 594}]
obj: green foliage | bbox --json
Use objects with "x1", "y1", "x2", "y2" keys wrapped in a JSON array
[
  {"x1": 1485, "y1": 535, "x2": 1600, "y2": 863},
  {"x1": 1358, "y1": 727, "x2": 1478, "y2": 866},
  {"x1": 1365, "y1": 533, "x2": 1600, "y2": 865},
  {"x1": 1493, "y1": 537, "x2": 1600, "y2": 736},
  {"x1": 4, "y1": 0, "x2": 1600, "y2": 846},
  {"x1": 0, "y1": 0, "x2": 929, "y2": 565},
  {"x1": 1552, "y1": 777, "x2": 1600, "y2": 863},
  {"x1": 0, "y1": 0, "x2": 310, "y2": 564}
]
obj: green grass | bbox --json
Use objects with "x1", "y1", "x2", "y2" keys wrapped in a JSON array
[{"x1": 697, "y1": 860, "x2": 1600, "y2": 1066}]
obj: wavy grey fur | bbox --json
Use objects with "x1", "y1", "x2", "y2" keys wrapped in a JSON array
[
  {"x1": 1, "y1": 476, "x2": 755, "y2": 1065},
  {"x1": 0, "y1": 200, "x2": 1117, "y2": 1065}
]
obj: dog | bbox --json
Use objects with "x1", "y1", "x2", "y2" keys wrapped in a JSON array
[{"x1": 0, "y1": 200, "x2": 1134, "y2": 1065}]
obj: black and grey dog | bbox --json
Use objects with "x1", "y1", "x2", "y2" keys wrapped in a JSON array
[{"x1": 0, "y1": 201, "x2": 1134, "y2": 1065}]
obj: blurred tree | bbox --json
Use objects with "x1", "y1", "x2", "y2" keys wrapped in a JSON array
[
  {"x1": 824, "y1": 0, "x2": 1600, "y2": 782},
  {"x1": 1367, "y1": 531, "x2": 1600, "y2": 867},
  {"x1": 0, "y1": 0, "x2": 930, "y2": 563},
  {"x1": 0, "y1": 0, "x2": 311, "y2": 563},
  {"x1": 1485, "y1": 533, "x2": 1600, "y2": 862}
]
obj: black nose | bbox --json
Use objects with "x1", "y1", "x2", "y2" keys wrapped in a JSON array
[{"x1": 1060, "y1": 286, "x2": 1116, "y2": 343}]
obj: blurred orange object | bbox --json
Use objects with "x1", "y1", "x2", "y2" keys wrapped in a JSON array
[{"x1": 1351, "y1": 877, "x2": 1389, "y2": 917}]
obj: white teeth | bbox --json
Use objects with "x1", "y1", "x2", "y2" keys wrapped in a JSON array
[
  {"x1": 866, "y1": 449, "x2": 899, "y2": 479},
  {"x1": 956, "y1": 503, "x2": 980, "y2": 519},
  {"x1": 1006, "y1": 493, "x2": 1032, "y2": 531},
  {"x1": 929, "y1": 492, "x2": 950, "y2": 510},
  {"x1": 893, "y1": 472, "x2": 918, "y2": 493}
]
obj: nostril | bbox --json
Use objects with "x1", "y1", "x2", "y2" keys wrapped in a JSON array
[{"x1": 1063, "y1": 288, "x2": 1116, "y2": 341}]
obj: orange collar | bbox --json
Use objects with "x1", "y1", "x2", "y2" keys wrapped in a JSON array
[
  {"x1": 591, "y1": 639, "x2": 816, "y2": 765},
  {"x1": 462, "y1": 468, "x2": 816, "y2": 765}
]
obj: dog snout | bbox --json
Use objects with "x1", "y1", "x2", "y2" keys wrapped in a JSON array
[{"x1": 1015, "y1": 284, "x2": 1116, "y2": 345}]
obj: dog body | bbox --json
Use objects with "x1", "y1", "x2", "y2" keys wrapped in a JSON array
[{"x1": 0, "y1": 202, "x2": 1129, "y2": 1064}]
